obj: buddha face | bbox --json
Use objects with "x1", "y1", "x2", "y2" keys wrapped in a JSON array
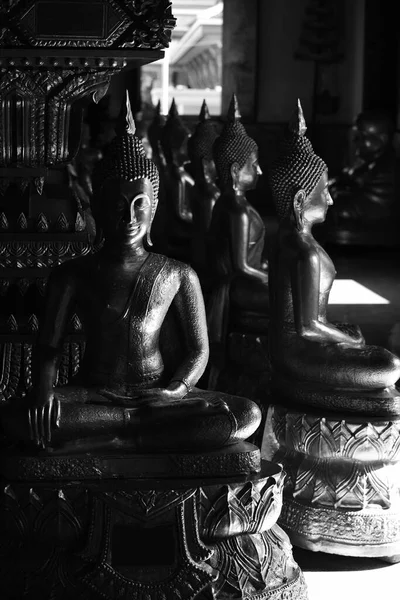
[
  {"x1": 304, "y1": 171, "x2": 333, "y2": 224},
  {"x1": 98, "y1": 178, "x2": 154, "y2": 247},
  {"x1": 231, "y1": 150, "x2": 262, "y2": 193},
  {"x1": 294, "y1": 171, "x2": 333, "y2": 226},
  {"x1": 352, "y1": 117, "x2": 391, "y2": 161}
]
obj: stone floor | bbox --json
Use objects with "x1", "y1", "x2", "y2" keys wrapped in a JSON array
[
  {"x1": 291, "y1": 244, "x2": 400, "y2": 600},
  {"x1": 294, "y1": 548, "x2": 400, "y2": 600}
]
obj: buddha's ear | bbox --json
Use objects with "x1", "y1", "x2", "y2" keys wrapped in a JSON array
[
  {"x1": 292, "y1": 189, "x2": 306, "y2": 229},
  {"x1": 230, "y1": 161, "x2": 240, "y2": 183},
  {"x1": 293, "y1": 189, "x2": 306, "y2": 212}
]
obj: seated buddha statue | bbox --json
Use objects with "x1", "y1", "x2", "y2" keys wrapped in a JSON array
[
  {"x1": 187, "y1": 100, "x2": 220, "y2": 281},
  {"x1": 324, "y1": 110, "x2": 399, "y2": 245},
  {"x1": 267, "y1": 100, "x2": 400, "y2": 415},
  {"x1": 207, "y1": 94, "x2": 269, "y2": 351},
  {"x1": 158, "y1": 99, "x2": 194, "y2": 260},
  {"x1": 1, "y1": 95, "x2": 261, "y2": 451}
]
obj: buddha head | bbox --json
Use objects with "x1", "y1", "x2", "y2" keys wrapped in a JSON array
[
  {"x1": 147, "y1": 100, "x2": 166, "y2": 161},
  {"x1": 269, "y1": 99, "x2": 332, "y2": 227},
  {"x1": 213, "y1": 94, "x2": 262, "y2": 193},
  {"x1": 352, "y1": 111, "x2": 394, "y2": 161},
  {"x1": 187, "y1": 100, "x2": 219, "y2": 185},
  {"x1": 92, "y1": 92, "x2": 160, "y2": 248},
  {"x1": 160, "y1": 99, "x2": 190, "y2": 167}
]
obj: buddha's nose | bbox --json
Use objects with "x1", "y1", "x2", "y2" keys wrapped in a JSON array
[{"x1": 257, "y1": 164, "x2": 263, "y2": 176}]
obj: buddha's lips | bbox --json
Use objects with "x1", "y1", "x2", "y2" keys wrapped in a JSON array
[{"x1": 124, "y1": 224, "x2": 141, "y2": 234}]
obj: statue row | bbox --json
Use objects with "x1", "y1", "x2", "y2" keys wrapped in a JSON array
[{"x1": 1, "y1": 91, "x2": 400, "y2": 564}]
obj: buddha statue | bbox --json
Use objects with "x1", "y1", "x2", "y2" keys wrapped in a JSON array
[
  {"x1": 158, "y1": 99, "x2": 194, "y2": 260},
  {"x1": 147, "y1": 100, "x2": 166, "y2": 171},
  {"x1": 207, "y1": 95, "x2": 269, "y2": 359},
  {"x1": 324, "y1": 110, "x2": 399, "y2": 246},
  {"x1": 187, "y1": 100, "x2": 220, "y2": 280},
  {"x1": 1, "y1": 94, "x2": 261, "y2": 453},
  {"x1": 267, "y1": 100, "x2": 400, "y2": 414}
]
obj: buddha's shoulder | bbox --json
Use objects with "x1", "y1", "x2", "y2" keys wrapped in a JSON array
[{"x1": 149, "y1": 253, "x2": 198, "y2": 280}]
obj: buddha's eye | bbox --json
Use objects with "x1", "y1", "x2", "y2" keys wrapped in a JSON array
[{"x1": 134, "y1": 196, "x2": 150, "y2": 210}]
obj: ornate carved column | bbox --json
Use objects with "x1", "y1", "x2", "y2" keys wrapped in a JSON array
[{"x1": 0, "y1": 0, "x2": 175, "y2": 399}]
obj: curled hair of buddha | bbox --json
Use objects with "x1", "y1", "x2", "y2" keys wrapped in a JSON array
[
  {"x1": 160, "y1": 99, "x2": 189, "y2": 163},
  {"x1": 187, "y1": 100, "x2": 219, "y2": 164},
  {"x1": 213, "y1": 94, "x2": 258, "y2": 187},
  {"x1": 93, "y1": 92, "x2": 160, "y2": 219},
  {"x1": 269, "y1": 99, "x2": 327, "y2": 220},
  {"x1": 147, "y1": 100, "x2": 166, "y2": 156}
]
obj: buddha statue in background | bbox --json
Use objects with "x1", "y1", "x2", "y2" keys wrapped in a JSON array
[
  {"x1": 324, "y1": 110, "x2": 399, "y2": 246},
  {"x1": 267, "y1": 100, "x2": 400, "y2": 413},
  {"x1": 187, "y1": 100, "x2": 220, "y2": 280},
  {"x1": 158, "y1": 99, "x2": 194, "y2": 260},
  {"x1": 1, "y1": 94, "x2": 261, "y2": 454},
  {"x1": 207, "y1": 96, "x2": 269, "y2": 359},
  {"x1": 147, "y1": 100, "x2": 166, "y2": 171}
]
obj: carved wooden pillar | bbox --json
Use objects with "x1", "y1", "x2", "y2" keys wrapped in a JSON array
[{"x1": 0, "y1": 0, "x2": 175, "y2": 399}]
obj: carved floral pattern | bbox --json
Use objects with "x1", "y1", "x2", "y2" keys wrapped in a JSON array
[
  {"x1": 0, "y1": 0, "x2": 175, "y2": 49},
  {"x1": 266, "y1": 404, "x2": 400, "y2": 555}
]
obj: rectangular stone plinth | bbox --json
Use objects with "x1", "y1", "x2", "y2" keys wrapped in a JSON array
[{"x1": 0, "y1": 441, "x2": 261, "y2": 481}]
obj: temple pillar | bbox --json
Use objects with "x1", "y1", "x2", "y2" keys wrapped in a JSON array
[{"x1": 221, "y1": 0, "x2": 259, "y2": 120}]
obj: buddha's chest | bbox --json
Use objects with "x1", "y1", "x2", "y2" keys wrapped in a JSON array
[
  {"x1": 77, "y1": 258, "x2": 174, "y2": 328},
  {"x1": 317, "y1": 245, "x2": 336, "y2": 292}
]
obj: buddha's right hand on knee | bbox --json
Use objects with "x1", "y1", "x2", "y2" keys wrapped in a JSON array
[{"x1": 27, "y1": 390, "x2": 61, "y2": 448}]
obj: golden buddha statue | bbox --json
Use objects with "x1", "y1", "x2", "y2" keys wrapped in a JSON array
[
  {"x1": 267, "y1": 100, "x2": 400, "y2": 413},
  {"x1": 207, "y1": 95, "x2": 269, "y2": 364},
  {"x1": 187, "y1": 100, "x2": 220, "y2": 280},
  {"x1": 158, "y1": 99, "x2": 194, "y2": 260},
  {"x1": 1, "y1": 95, "x2": 261, "y2": 453}
]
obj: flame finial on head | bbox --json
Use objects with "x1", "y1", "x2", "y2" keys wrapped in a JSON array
[
  {"x1": 199, "y1": 99, "x2": 211, "y2": 122},
  {"x1": 168, "y1": 98, "x2": 179, "y2": 118},
  {"x1": 288, "y1": 99, "x2": 307, "y2": 137},
  {"x1": 227, "y1": 93, "x2": 241, "y2": 122},
  {"x1": 115, "y1": 90, "x2": 136, "y2": 137}
]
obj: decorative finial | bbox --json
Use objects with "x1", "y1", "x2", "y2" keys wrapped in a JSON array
[
  {"x1": 116, "y1": 90, "x2": 136, "y2": 137},
  {"x1": 75, "y1": 213, "x2": 86, "y2": 232},
  {"x1": 7, "y1": 314, "x2": 18, "y2": 332},
  {"x1": 36, "y1": 213, "x2": 49, "y2": 232},
  {"x1": 168, "y1": 98, "x2": 179, "y2": 118},
  {"x1": 27, "y1": 314, "x2": 39, "y2": 333},
  {"x1": 55, "y1": 213, "x2": 69, "y2": 232},
  {"x1": 17, "y1": 212, "x2": 28, "y2": 231},
  {"x1": 0, "y1": 212, "x2": 9, "y2": 231},
  {"x1": 199, "y1": 99, "x2": 210, "y2": 122},
  {"x1": 227, "y1": 94, "x2": 241, "y2": 122},
  {"x1": 288, "y1": 98, "x2": 307, "y2": 137}
]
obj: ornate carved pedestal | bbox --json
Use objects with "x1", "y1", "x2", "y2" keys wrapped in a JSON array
[
  {"x1": 262, "y1": 403, "x2": 400, "y2": 559},
  {"x1": 0, "y1": 0, "x2": 175, "y2": 399},
  {"x1": 0, "y1": 455, "x2": 308, "y2": 599}
]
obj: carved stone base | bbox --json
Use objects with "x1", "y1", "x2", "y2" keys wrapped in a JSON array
[
  {"x1": 272, "y1": 377, "x2": 400, "y2": 417},
  {"x1": 279, "y1": 499, "x2": 400, "y2": 557},
  {"x1": 1, "y1": 441, "x2": 261, "y2": 480},
  {"x1": 0, "y1": 457, "x2": 308, "y2": 599},
  {"x1": 262, "y1": 403, "x2": 400, "y2": 558}
]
